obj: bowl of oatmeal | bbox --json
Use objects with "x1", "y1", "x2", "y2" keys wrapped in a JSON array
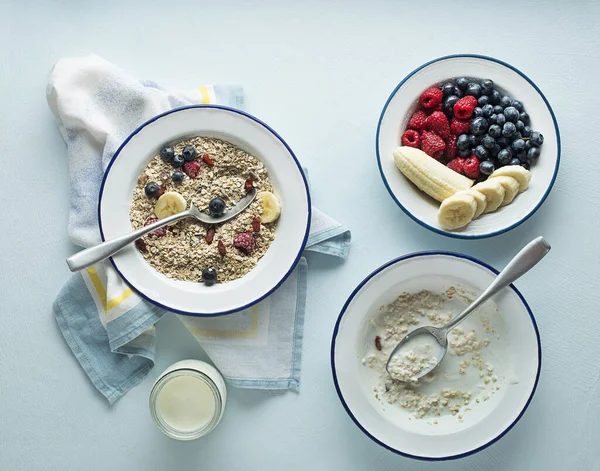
[
  {"x1": 330, "y1": 252, "x2": 541, "y2": 460},
  {"x1": 99, "y1": 105, "x2": 310, "y2": 316},
  {"x1": 376, "y1": 54, "x2": 560, "y2": 238}
]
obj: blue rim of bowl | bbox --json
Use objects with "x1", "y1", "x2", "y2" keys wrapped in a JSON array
[
  {"x1": 98, "y1": 104, "x2": 312, "y2": 317},
  {"x1": 330, "y1": 251, "x2": 542, "y2": 461},
  {"x1": 375, "y1": 54, "x2": 561, "y2": 239}
]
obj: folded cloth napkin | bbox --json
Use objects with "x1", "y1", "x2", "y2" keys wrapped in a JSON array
[{"x1": 49, "y1": 54, "x2": 350, "y2": 404}]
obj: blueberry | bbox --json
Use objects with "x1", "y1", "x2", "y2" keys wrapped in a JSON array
[
  {"x1": 482, "y1": 135, "x2": 496, "y2": 149},
  {"x1": 488, "y1": 124, "x2": 502, "y2": 138},
  {"x1": 182, "y1": 145, "x2": 197, "y2": 162},
  {"x1": 497, "y1": 136, "x2": 509, "y2": 147},
  {"x1": 530, "y1": 132, "x2": 544, "y2": 146},
  {"x1": 493, "y1": 105, "x2": 504, "y2": 115},
  {"x1": 500, "y1": 95, "x2": 513, "y2": 108},
  {"x1": 519, "y1": 112, "x2": 530, "y2": 124},
  {"x1": 498, "y1": 148, "x2": 512, "y2": 165},
  {"x1": 144, "y1": 182, "x2": 160, "y2": 198},
  {"x1": 502, "y1": 122, "x2": 517, "y2": 138},
  {"x1": 480, "y1": 160, "x2": 495, "y2": 175},
  {"x1": 171, "y1": 171, "x2": 184, "y2": 183},
  {"x1": 208, "y1": 197, "x2": 226, "y2": 216},
  {"x1": 456, "y1": 77, "x2": 469, "y2": 90},
  {"x1": 481, "y1": 79, "x2": 494, "y2": 94},
  {"x1": 482, "y1": 104, "x2": 494, "y2": 118},
  {"x1": 160, "y1": 147, "x2": 175, "y2": 162},
  {"x1": 527, "y1": 147, "x2": 541, "y2": 162},
  {"x1": 496, "y1": 113, "x2": 506, "y2": 126},
  {"x1": 444, "y1": 95, "x2": 460, "y2": 114},
  {"x1": 522, "y1": 162, "x2": 530, "y2": 170},
  {"x1": 512, "y1": 138, "x2": 526, "y2": 152},
  {"x1": 517, "y1": 151, "x2": 528, "y2": 163},
  {"x1": 525, "y1": 140, "x2": 533, "y2": 150},
  {"x1": 458, "y1": 149, "x2": 471, "y2": 158},
  {"x1": 474, "y1": 107, "x2": 483, "y2": 117},
  {"x1": 202, "y1": 268, "x2": 218, "y2": 286},
  {"x1": 504, "y1": 106, "x2": 519, "y2": 123},
  {"x1": 470, "y1": 117, "x2": 488, "y2": 135},
  {"x1": 453, "y1": 86, "x2": 463, "y2": 98},
  {"x1": 478, "y1": 95, "x2": 490, "y2": 106},
  {"x1": 516, "y1": 120, "x2": 525, "y2": 132},
  {"x1": 510, "y1": 158, "x2": 521, "y2": 166},
  {"x1": 442, "y1": 83, "x2": 455, "y2": 96},
  {"x1": 468, "y1": 134, "x2": 481, "y2": 147},
  {"x1": 457, "y1": 134, "x2": 470, "y2": 150},
  {"x1": 489, "y1": 90, "x2": 501, "y2": 105},
  {"x1": 491, "y1": 144, "x2": 502, "y2": 157},
  {"x1": 489, "y1": 114, "x2": 497, "y2": 124},
  {"x1": 466, "y1": 82, "x2": 482, "y2": 97},
  {"x1": 522, "y1": 126, "x2": 532, "y2": 137},
  {"x1": 474, "y1": 145, "x2": 489, "y2": 160},
  {"x1": 512, "y1": 100, "x2": 524, "y2": 112},
  {"x1": 171, "y1": 154, "x2": 185, "y2": 168}
]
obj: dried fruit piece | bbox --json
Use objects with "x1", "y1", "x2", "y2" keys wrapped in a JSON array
[
  {"x1": 144, "y1": 218, "x2": 167, "y2": 237},
  {"x1": 375, "y1": 336, "x2": 382, "y2": 351},
  {"x1": 234, "y1": 232, "x2": 255, "y2": 255},
  {"x1": 252, "y1": 216, "x2": 261, "y2": 233},
  {"x1": 135, "y1": 239, "x2": 148, "y2": 253},
  {"x1": 202, "y1": 153, "x2": 215, "y2": 167},
  {"x1": 218, "y1": 240, "x2": 227, "y2": 256},
  {"x1": 244, "y1": 178, "x2": 254, "y2": 193},
  {"x1": 205, "y1": 227, "x2": 215, "y2": 244}
]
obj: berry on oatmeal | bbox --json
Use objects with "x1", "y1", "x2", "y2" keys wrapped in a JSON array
[
  {"x1": 252, "y1": 216, "x2": 261, "y2": 233},
  {"x1": 401, "y1": 129, "x2": 421, "y2": 148},
  {"x1": 135, "y1": 239, "x2": 148, "y2": 253},
  {"x1": 426, "y1": 111, "x2": 451, "y2": 138},
  {"x1": 218, "y1": 240, "x2": 227, "y2": 256},
  {"x1": 205, "y1": 227, "x2": 215, "y2": 244},
  {"x1": 171, "y1": 154, "x2": 185, "y2": 168},
  {"x1": 182, "y1": 145, "x2": 197, "y2": 162},
  {"x1": 171, "y1": 171, "x2": 184, "y2": 184},
  {"x1": 234, "y1": 232, "x2": 255, "y2": 255},
  {"x1": 208, "y1": 197, "x2": 226, "y2": 217},
  {"x1": 144, "y1": 218, "x2": 167, "y2": 237},
  {"x1": 463, "y1": 156, "x2": 480, "y2": 178},
  {"x1": 453, "y1": 96, "x2": 478, "y2": 119},
  {"x1": 244, "y1": 178, "x2": 254, "y2": 193},
  {"x1": 202, "y1": 153, "x2": 215, "y2": 167},
  {"x1": 421, "y1": 131, "x2": 446, "y2": 159},
  {"x1": 144, "y1": 182, "x2": 160, "y2": 198},
  {"x1": 407, "y1": 110, "x2": 428, "y2": 131},
  {"x1": 419, "y1": 87, "x2": 443, "y2": 109},
  {"x1": 160, "y1": 147, "x2": 174, "y2": 162},
  {"x1": 202, "y1": 268, "x2": 217, "y2": 286},
  {"x1": 183, "y1": 160, "x2": 201, "y2": 178}
]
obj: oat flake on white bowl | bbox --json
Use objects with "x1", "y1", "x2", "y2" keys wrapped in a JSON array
[
  {"x1": 331, "y1": 252, "x2": 541, "y2": 460},
  {"x1": 99, "y1": 105, "x2": 310, "y2": 316},
  {"x1": 376, "y1": 54, "x2": 560, "y2": 238}
]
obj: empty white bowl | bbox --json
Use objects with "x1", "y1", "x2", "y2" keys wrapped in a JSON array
[
  {"x1": 99, "y1": 105, "x2": 311, "y2": 316},
  {"x1": 376, "y1": 54, "x2": 560, "y2": 238},
  {"x1": 331, "y1": 252, "x2": 541, "y2": 460}
]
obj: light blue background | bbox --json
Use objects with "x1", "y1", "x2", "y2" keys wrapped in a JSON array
[{"x1": 1, "y1": 1, "x2": 599, "y2": 470}]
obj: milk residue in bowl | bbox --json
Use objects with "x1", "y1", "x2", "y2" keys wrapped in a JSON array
[{"x1": 362, "y1": 286, "x2": 505, "y2": 425}]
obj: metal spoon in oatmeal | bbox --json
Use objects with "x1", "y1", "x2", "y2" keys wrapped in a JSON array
[{"x1": 66, "y1": 188, "x2": 257, "y2": 272}]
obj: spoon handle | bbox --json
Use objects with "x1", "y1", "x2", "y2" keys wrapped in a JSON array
[
  {"x1": 443, "y1": 236, "x2": 551, "y2": 332},
  {"x1": 66, "y1": 210, "x2": 193, "y2": 272}
]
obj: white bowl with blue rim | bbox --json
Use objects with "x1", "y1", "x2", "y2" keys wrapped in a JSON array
[
  {"x1": 99, "y1": 105, "x2": 311, "y2": 316},
  {"x1": 331, "y1": 252, "x2": 541, "y2": 460},
  {"x1": 376, "y1": 54, "x2": 560, "y2": 239}
]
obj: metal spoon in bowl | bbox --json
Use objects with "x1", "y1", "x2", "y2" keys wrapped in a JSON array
[
  {"x1": 66, "y1": 188, "x2": 257, "y2": 272},
  {"x1": 385, "y1": 236, "x2": 551, "y2": 382}
]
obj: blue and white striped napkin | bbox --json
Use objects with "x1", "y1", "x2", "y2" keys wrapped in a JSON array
[{"x1": 49, "y1": 54, "x2": 350, "y2": 404}]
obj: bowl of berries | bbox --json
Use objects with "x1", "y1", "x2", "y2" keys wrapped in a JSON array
[{"x1": 376, "y1": 54, "x2": 560, "y2": 238}]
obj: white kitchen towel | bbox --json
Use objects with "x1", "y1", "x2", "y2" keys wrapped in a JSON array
[{"x1": 49, "y1": 54, "x2": 350, "y2": 404}]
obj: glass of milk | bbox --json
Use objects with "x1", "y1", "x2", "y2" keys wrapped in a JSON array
[{"x1": 149, "y1": 360, "x2": 227, "y2": 440}]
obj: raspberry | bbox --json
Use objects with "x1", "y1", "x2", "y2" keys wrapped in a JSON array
[
  {"x1": 453, "y1": 96, "x2": 478, "y2": 119},
  {"x1": 183, "y1": 161, "x2": 201, "y2": 178},
  {"x1": 463, "y1": 156, "x2": 480, "y2": 178},
  {"x1": 433, "y1": 103, "x2": 444, "y2": 112},
  {"x1": 421, "y1": 131, "x2": 446, "y2": 159},
  {"x1": 447, "y1": 158, "x2": 465, "y2": 175},
  {"x1": 420, "y1": 87, "x2": 443, "y2": 109},
  {"x1": 202, "y1": 153, "x2": 215, "y2": 167},
  {"x1": 144, "y1": 218, "x2": 167, "y2": 237},
  {"x1": 234, "y1": 232, "x2": 255, "y2": 255},
  {"x1": 401, "y1": 129, "x2": 421, "y2": 148},
  {"x1": 426, "y1": 111, "x2": 450, "y2": 138},
  {"x1": 407, "y1": 110, "x2": 427, "y2": 131},
  {"x1": 450, "y1": 118, "x2": 471, "y2": 135},
  {"x1": 445, "y1": 134, "x2": 458, "y2": 159}
]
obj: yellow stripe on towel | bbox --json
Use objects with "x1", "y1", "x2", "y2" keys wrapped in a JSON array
[
  {"x1": 86, "y1": 266, "x2": 134, "y2": 313},
  {"x1": 198, "y1": 85, "x2": 211, "y2": 104},
  {"x1": 189, "y1": 306, "x2": 259, "y2": 339}
]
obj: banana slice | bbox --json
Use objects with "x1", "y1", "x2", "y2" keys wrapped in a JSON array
[
  {"x1": 472, "y1": 179, "x2": 506, "y2": 213},
  {"x1": 393, "y1": 147, "x2": 473, "y2": 203},
  {"x1": 438, "y1": 193, "x2": 477, "y2": 230},
  {"x1": 489, "y1": 165, "x2": 531, "y2": 193},
  {"x1": 492, "y1": 176, "x2": 521, "y2": 206},
  {"x1": 259, "y1": 191, "x2": 281, "y2": 223},
  {"x1": 459, "y1": 189, "x2": 487, "y2": 218},
  {"x1": 154, "y1": 191, "x2": 187, "y2": 219}
]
